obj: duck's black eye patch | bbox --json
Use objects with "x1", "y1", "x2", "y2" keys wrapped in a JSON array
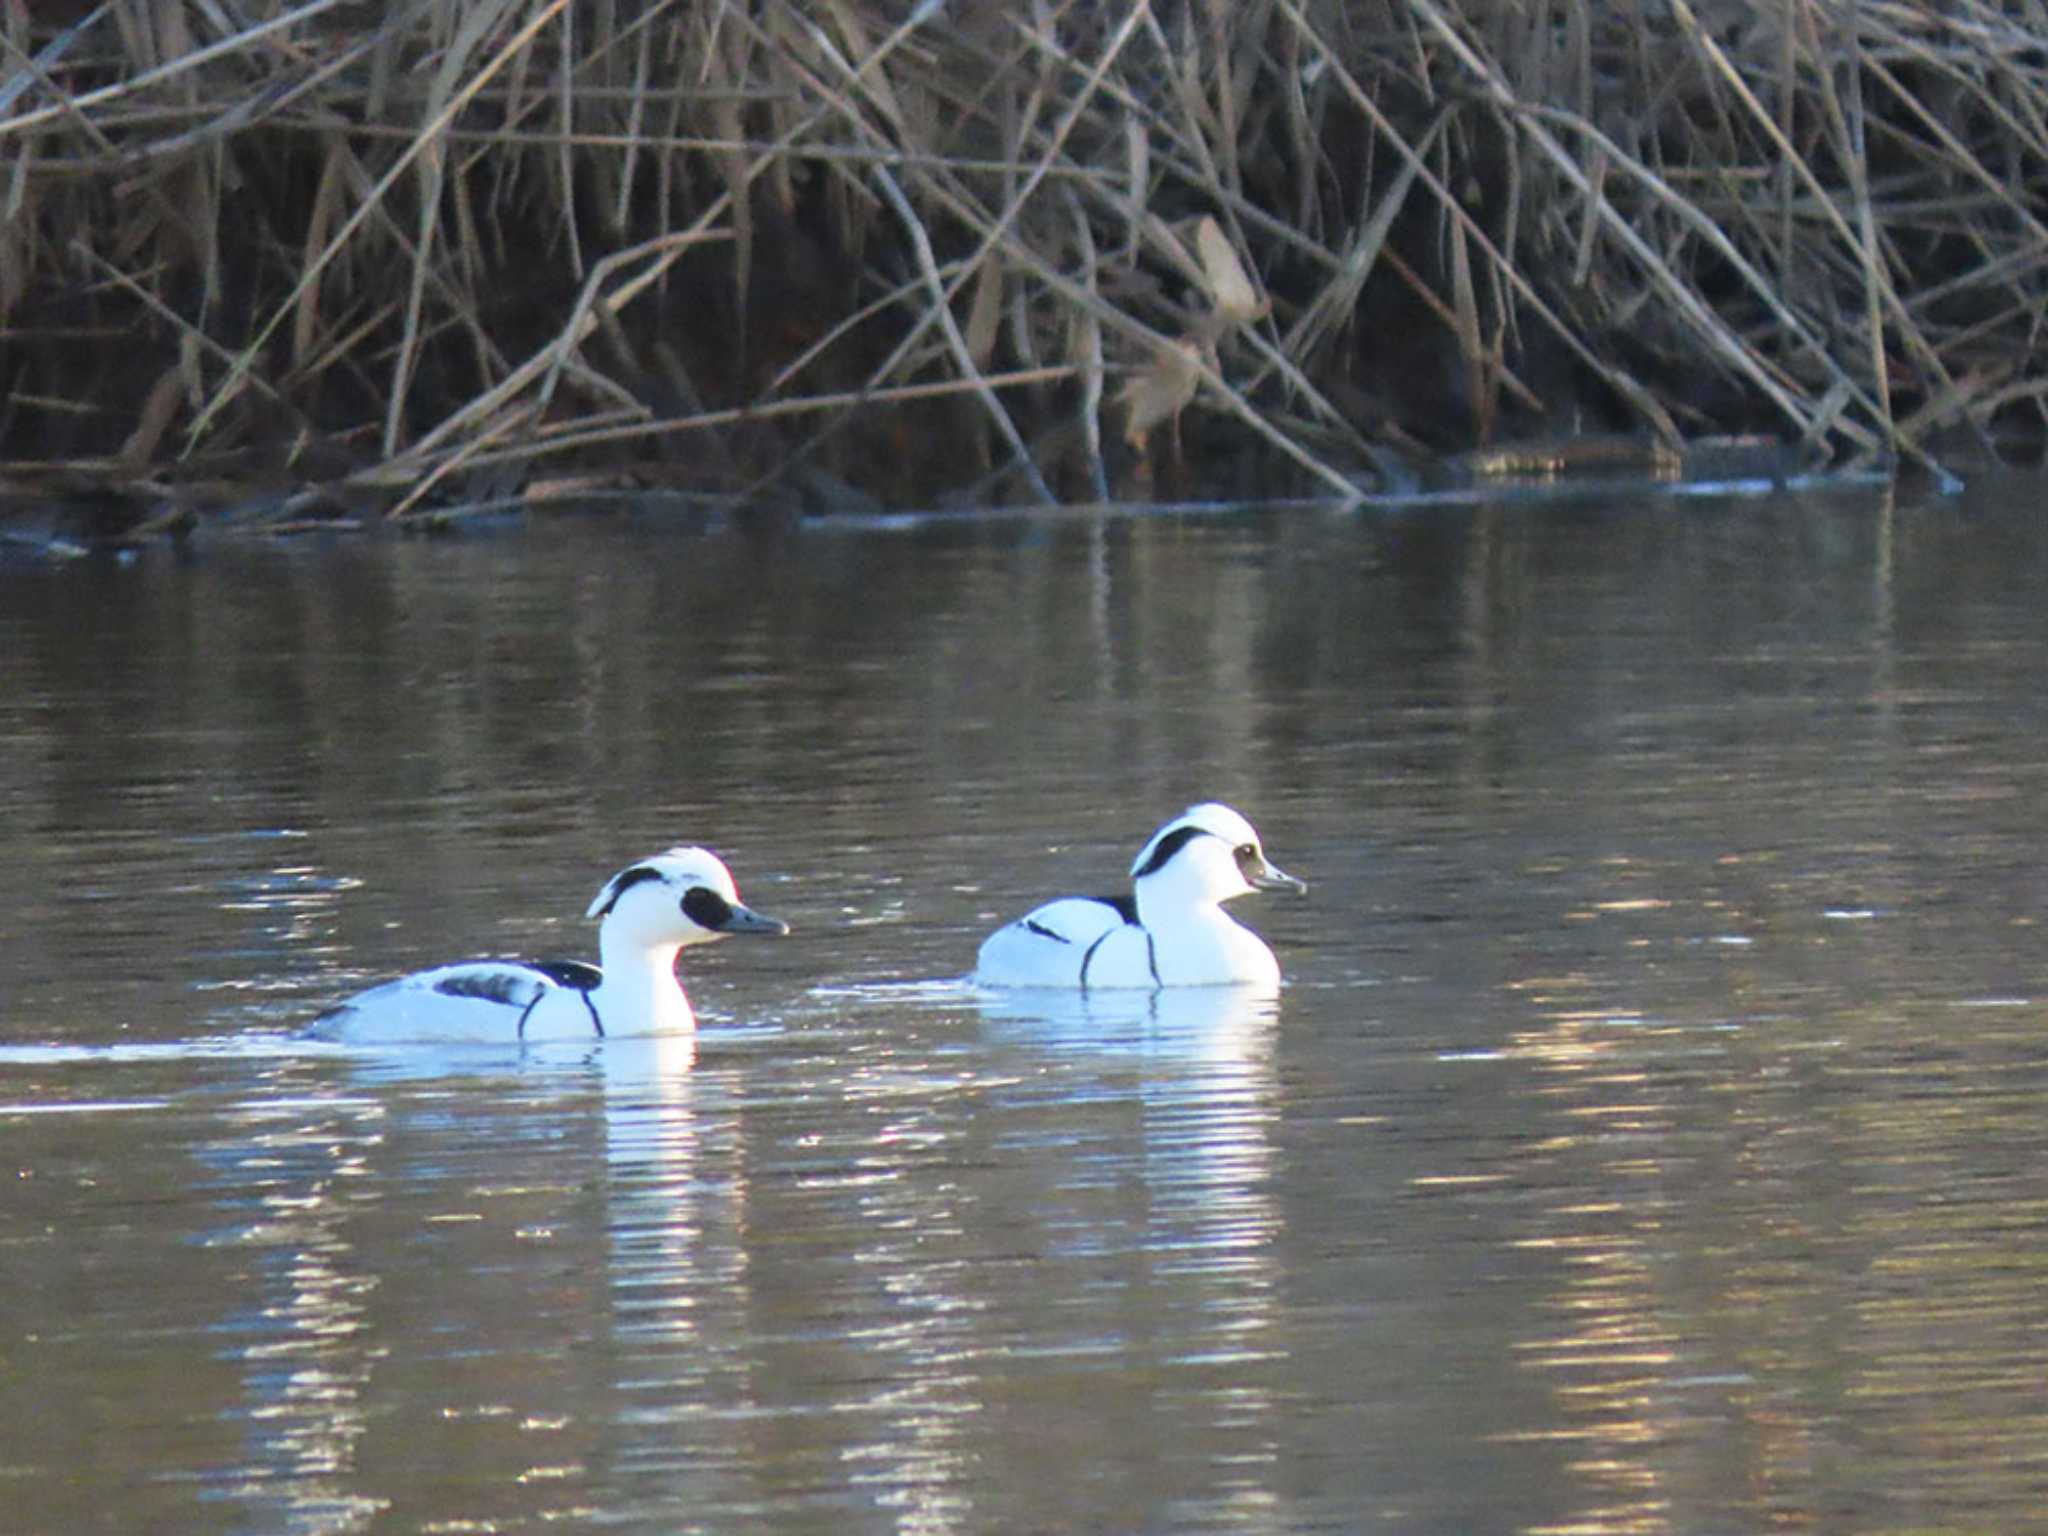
[
  {"x1": 592, "y1": 864, "x2": 665, "y2": 918},
  {"x1": 1132, "y1": 825, "x2": 1206, "y2": 880},
  {"x1": 1233, "y1": 844, "x2": 1264, "y2": 881},
  {"x1": 681, "y1": 886, "x2": 736, "y2": 929}
]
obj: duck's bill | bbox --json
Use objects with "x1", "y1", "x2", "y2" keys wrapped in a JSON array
[
  {"x1": 719, "y1": 903, "x2": 790, "y2": 936},
  {"x1": 1249, "y1": 859, "x2": 1307, "y2": 895}
]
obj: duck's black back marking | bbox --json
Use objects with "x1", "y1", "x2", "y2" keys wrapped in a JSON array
[
  {"x1": 1024, "y1": 917, "x2": 1069, "y2": 943},
  {"x1": 514, "y1": 993, "x2": 603, "y2": 1038},
  {"x1": 1131, "y1": 826, "x2": 1206, "y2": 880},
  {"x1": 1096, "y1": 893, "x2": 1139, "y2": 924},
  {"x1": 681, "y1": 886, "x2": 735, "y2": 930},
  {"x1": 591, "y1": 864, "x2": 665, "y2": 918},
  {"x1": 430, "y1": 961, "x2": 606, "y2": 1040},
  {"x1": 434, "y1": 969, "x2": 538, "y2": 1007},
  {"x1": 513, "y1": 975, "x2": 605, "y2": 1039},
  {"x1": 1080, "y1": 929, "x2": 1115, "y2": 988},
  {"x1": 518, "y1": 992, "x2": 545, "y2": 1035},
  {"x1": 531, "y1": 959, "x2": 602, "y2": 991},
  {"x1": 1077, "y1": 925, "x2": 1161, "y2": 988}
]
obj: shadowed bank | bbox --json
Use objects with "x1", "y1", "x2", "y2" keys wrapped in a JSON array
[{"x1": 0, "y1": 0, "x2": 2040, "y2": 537}]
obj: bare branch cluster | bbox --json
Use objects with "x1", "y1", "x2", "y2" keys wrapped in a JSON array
[{"x1": 0, "y1": 1, "x2": 2040, "y2": 519}]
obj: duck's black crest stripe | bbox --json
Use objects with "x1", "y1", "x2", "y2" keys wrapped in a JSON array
[
  {"x1": 681, "y1": 886, "x2": 735, "y2": 930},
  {"x1": 591, "y1": 864, "x2": 665, "y2": 918},
  {"x1": 1131, "y1": 825, "x2": 1207, "y2": 880}
]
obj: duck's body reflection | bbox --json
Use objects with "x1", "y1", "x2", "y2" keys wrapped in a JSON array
[
  {"x1": 208, "y1": 979, "x2": 1290, "y2": 1529},
  {"x1": 973, "y1": 980, "x2": 1282, "y2": 1059},
  {"x1": 205, "y1": 1022, "x2": 722, "y2": 1528}
]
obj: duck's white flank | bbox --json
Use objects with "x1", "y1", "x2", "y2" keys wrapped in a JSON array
[
  {"x1": 311, "y1": 846, "x2": 787, "y2": 1044},
  {"x1": 974, "y1": 803, "x2": 1305, "y2": 990}
]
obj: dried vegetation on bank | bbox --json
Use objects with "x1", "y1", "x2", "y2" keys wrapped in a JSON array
[{"x1": 2, "y1": 0, "x2": 2044, "y2": 528}]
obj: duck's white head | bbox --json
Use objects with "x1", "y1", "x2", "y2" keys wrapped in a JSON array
[
  {"x1": 586, "y1": 846, "x2": 790, "y2": 952},
  {"x1": 1129, "y1": 803, "x2": 1306, "y2": 909}
]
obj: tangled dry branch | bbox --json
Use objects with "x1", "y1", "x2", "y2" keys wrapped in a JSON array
[{"x1": 0, "y1": 0, "x2": 2041, "y2": 520}]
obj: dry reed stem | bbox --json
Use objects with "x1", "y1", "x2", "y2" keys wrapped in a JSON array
[
  {"x1": 1065, "y1": 183, "x2": 1111, "y2": 500},
  {"x1": 873, "y1": 163, "x2": 1054, "y2": 503},
  {"x1": 1279, "y1": 2, "x2": 1683, "y2": 442},
  {"x1": 1409, "y1": 0, "x2": 1857, "y2": 447},
  {"x1": 445, "y1": 364, "x2": 1091, "y2": 473}
]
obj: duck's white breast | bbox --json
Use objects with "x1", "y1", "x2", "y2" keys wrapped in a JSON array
[{"x1": 1145, "y1": 919, "x2": 1281, "y2": 989}]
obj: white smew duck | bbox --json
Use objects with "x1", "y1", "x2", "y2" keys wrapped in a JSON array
[
  {"x1": 311, "y1": 847, "x2": 787, "y2": 1043},
  {"x1": 975, "y1": 803, "x2": 1305, "y2": 989}
]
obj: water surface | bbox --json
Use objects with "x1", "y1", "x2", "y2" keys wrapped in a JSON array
[{"x1": 6, "y1": 481, "x2": 2048, "y2": 1532}]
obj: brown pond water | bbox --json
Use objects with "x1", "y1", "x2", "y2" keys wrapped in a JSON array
[{"x1": 6, "y1": 480, "x2": 2048, "y2": 1533}]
